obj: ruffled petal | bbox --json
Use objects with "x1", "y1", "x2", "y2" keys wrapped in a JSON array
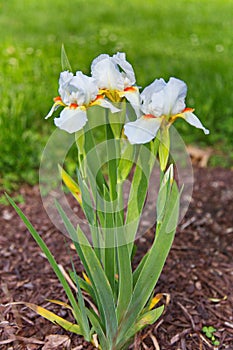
[
  {"x1": 58, "y1": 71, "x2": 74, "y2": 103},
  {"x1": 91, "y1": 55, "x2": 124, "y2": 90},
  {"x1": 182, "y1": 111, "x2": 209, "y2": 135},
  {"x1": 74, "y1": 71, "x2": 99, "y2": 105},
  {"x1": 54, "y1": 107, "x2": 88, "y2": 133},
  {"x1": 163, "y1": 77, "x2": 187, "y2": 115},
  {"x1": 112, "y1": 52, "x2": 136, "y2": 86},
  {"x1": 59, "y1": 71, "x2": 74, "y2": 90},
  {"x1": 141, "y1": 78, "x2": 166, "y2": 115},
  {"x1": 141, "y1": 78, "x2": 166, "y2": 102},
  {"x1": 124, "y1": 116, "x2": 162, "y2": 144},
  {"x1": 150, "y1": 89, "x2": 165, "y2": 117},
  {"x1": 91, "y1": 54, "x2": 110, "y2": 68},
  {"x1": 141, "y1": 77, "x2": 187, "y2": 116}
]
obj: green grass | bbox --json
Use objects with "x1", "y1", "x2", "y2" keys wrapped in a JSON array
[{"x1": 0, "y1": 0, "x2": 232, "y2": 191}]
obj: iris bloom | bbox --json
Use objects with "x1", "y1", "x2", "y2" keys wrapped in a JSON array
[
  {"x1": 124, "y1": 77, "x2": 209, "y2": 144},
  {"x1": 45, "y1": 70, "x2": 119, "y2": 133},
  {"x1": 91, "y1": 52, "x2": 140, "y2": 113}
]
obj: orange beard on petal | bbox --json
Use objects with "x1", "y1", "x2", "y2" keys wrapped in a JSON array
[
  {"x1": 182, "y1": 107, "x2": 195, "y2": 113},
  {"x1": 143, "y1": 114, "x2": 157, "y2": 119},
  {"x1": 124, "y1": 86, "x2": 137, "y2": 93},
  {"x1": 70, "y1": 103, "x2": 79, "y2": 109}
]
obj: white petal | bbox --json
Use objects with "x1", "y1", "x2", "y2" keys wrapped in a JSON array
[
  {"x1": 141, "y1": 78, "x2": 166, "y2": 115},
  {"x1": 163, "y1": 77, "x2": 187, "y2": 115},
  {"x1": 45, "y1": 103, "x2": 57, "y2": 119},
  {"x1": 58, "y1": 71, "x2": 74, "y2": 102},
  {"x1": 112, "y1": 52, "x2": 136, "y2": 86},
  {"x1": 141, "y1": 78, "x2": 166, "y2": 101},
  {"x1": 91, "y1": 55, "x2": 124, "y2": 90},
  {"x1": 91, "y1": 54, "x2": 110, "y2": 68},
  {"x1": 59, "y1": 71, "x2": 74, "y2": 89},
  {"x1": 74, "y1": 71, "x2": 98, "y2": 105},
  {"x1": 98, "y1": 98, "x2": 121, "y2": 113},
  {"x1": 122, "y1": 88, "x2": 141, "y2": 117},
  {"x1": 54, "y1": 107, "x2": 88, "y2": 133},
  {"x1": 124, "y1": 116, "x2": 162, "y2": 144},
  {"x1": 150, "y1": 89, "x2": 165, "y2": 116},
  {"x1": 183, "y1": 112, "x2": 210, "y2": 135},
  {"x1": 58, "y1": 72, "x2": 77, "y2": 105}
]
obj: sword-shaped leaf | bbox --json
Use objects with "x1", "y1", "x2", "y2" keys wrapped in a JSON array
[
  {"x1": 6, "y1": 302, "x2": 82, "y2": 335},
  {"x1": 117, "y1": 181, "x2": 180, "y2": 341},
  {"x1": 5, "y1": 194, "x2": 86, "y2": 336},
  {"x1": 61, "y1": 44, "x2": 72, "y2": 71},
  {"x1": 58, "y1": 164, "x2": 82, "y2": 205},
  {"x1": 76, "y1": 226, "x2": 118, "y2": 345}
]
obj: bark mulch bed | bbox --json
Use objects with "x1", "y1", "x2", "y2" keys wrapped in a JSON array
[{"x1": 0, "y1": 167, "x2": 233, "y2": 350}]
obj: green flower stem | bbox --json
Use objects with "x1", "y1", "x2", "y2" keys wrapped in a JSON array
[
  {"x1": 126, "y1": 141, "x2": 159, "y2": 255},
  {"x1": 105, "y1": 110, "x2": 119, "y2": 201},
  {"x1": 83, "y1": 127, "x2": 108, "y2": 196},
  {"x1": 102, "y1": 111, "x2": 122, "y2": 294}
]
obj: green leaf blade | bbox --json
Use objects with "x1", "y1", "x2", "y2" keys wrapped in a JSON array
[
  {"x1": 9, "y1": 302, "x2": 83, "y2": 335},
  {"x1": 76, "y1": 226, "x2": 118, "y2": 345},
  {"x1": 61, "y1": 44, "x2": 72, "y2": 71},
  {"x1": 116, "y1": 241, "x2": 133, "y2": 323},
  {"x1": 5, "y1": 194, "x2": 84, "y2": 335},
  {"x1": 117, "y1": 181, "x2": 180, "y2": 341}
]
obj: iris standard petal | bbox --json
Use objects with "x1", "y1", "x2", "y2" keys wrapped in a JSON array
[
  {"x1": 183, "y1": 111, "x2": 210, "y2": 135},
  {"x1": 91, "y1": 54, "x2": 110, "y2": 68},
  {"x1": 112, "y1": 52, "x2": 136, "y2": 86},
  {"x1": 58, "y1": 71, "x2": 74, "y2": 103},
  {"x1": 150, "y1": 89, "x2": 165, "y2": 117},
  {"x1": 141, "y1": 78, "x2": 166, "y2": 102},
  {"x1": 163, "y1": 77, "x2": 187, "y2": 115},
  {"x1": 141, "y1": 78, "x2": 166, "y2": 115},
  {"x1": 54, "y1": 107, "x2": 88, "y2": 133},
  {"x1": 73, "y1": 71, "x2": 99, "y2": 105},
  {"x1": 59, "y1": 71, "x2": 74, "y2": 89},
  {"x1": 124, "y1": 116, "x2": 162, "y2": 144},
  {"x1": 91, "y1": 56, "x2": 124, "y2": 91}
]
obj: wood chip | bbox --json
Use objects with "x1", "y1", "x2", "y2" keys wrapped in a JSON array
[{"x1": 42, "y1": 334, "x2": 71, "y2": 349}]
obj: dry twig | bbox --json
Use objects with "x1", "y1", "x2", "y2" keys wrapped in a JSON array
[{"x1": 176, "y1": 301, "x2": 196, "y2": 331}]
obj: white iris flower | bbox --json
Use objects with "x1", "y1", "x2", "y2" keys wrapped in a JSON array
[
  {"x1": 91, "y1": 52, "x2": 140, "y2": 115},
  {"x1": 124, "y1": 77, "x2": 209, "y2": 144},
  {"x1": 45, "y1": 71, "x2": 119, "y2": 133}
]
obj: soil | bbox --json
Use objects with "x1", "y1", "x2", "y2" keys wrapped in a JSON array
[{"x1": 0, "y1": 167, "x2": 233, "y2": 350}]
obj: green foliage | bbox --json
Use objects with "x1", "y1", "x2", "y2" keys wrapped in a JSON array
[
  {"x1": 0, "y1": 44, "x2": 49, "y2": 191},
  {"x1": 6, "y1": 164, "x2": 175, "y2": 349},
  {"x1": 0, "y1": 193, "x2": 25, "y2": 206}
]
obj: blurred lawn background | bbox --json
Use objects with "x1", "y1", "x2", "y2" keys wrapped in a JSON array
[{"x1": 0, "y1": 0, "x2": 232, "y2": 192}]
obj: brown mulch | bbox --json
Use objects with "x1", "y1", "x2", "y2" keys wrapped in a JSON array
[{"x1": 0, "y1": 167, "x2": 233, "y2": 350}]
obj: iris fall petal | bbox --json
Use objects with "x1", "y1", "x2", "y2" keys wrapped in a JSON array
[
  {"x1": 182, "y1": 111, "x2": 210, "y2": 135},
  {"x1": 124, "y1": 116, "x2": 162, "y2": 144},
  {"x1": 54, "y1": 107, "x2": 88, "y2": 134}
]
